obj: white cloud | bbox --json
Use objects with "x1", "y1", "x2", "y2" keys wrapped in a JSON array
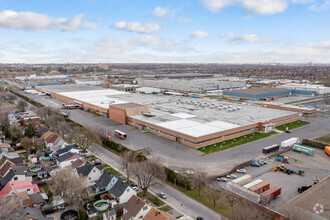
[
  {"x1": 242, "y1": 0, "x2": 287, "y2": 15},
  {"x1": 309, "y1": 0, "x2": 330, "y2": 11},
  {"x1": 230, "y1": 34, "x2": 273, "y2": 43},
  {"x1": 178, "y1": 17, "x2": 191, "y2": 23},
  {"x1": 191, "y1": 31, "x2": 210, "y2": 39},
  {"x1": 112, "y1": 21, "x2": 160, "y2": 33},
  {"x1": 220, "y1": 32, "x2": 235, "y2": 37},
  {"x1": 152, "y1": 6, "x2": 170, "y2": 17},
  {"x1": 0, "y1": 10, "x2": 94, "y2": 31},
  {"x1": 291, "y1": 0, "x2": 315, "y2": 3},
  {"x1": 130, "y1": 35, "x2": 163, "y2": 47},
  {"x1": 83, "y1": 22, "x2": 98, "y2": 29},
  {"x1": 200, "y1": 0, "x2": 236, "y2": 12}
]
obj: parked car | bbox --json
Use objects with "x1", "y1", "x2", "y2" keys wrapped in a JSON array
[
  {"x1": 197, "y1": 217, "x2": 205, "y2": 220},
  {"x1": 227, "y1": 174, "x2": 237, "y2": 179},
  {"x1": 285, "y1": 130, "x2": 291, "y2": 133},
  {"x1": 259, "y1": 160, "x2": 267, "y2": 165},
  {"x1": 93, "y1": 161, "x2": 102, "y2": 166},
  {"x1": 159, "y1": 192, "x2": 167, "y2": 199},
  {"x1": 251, "y1": 162, "x2": 261, "y2": 167},
  {"x1": 216, "y1": 177, "x2": 227, "y2": 182},
  {"x1": 132, "y1": 186, "x2": 138, "y2": 192},
  {"x1": 236, "y1": 169, "x2": 246, "y2": 174},
  {"x1": 131, "y1": 183, "x2": 138, "y2": 187}
]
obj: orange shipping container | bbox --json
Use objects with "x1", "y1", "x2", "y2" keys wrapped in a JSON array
[{"x1": 249, "y1": 181, "x2": 270, "y2": 194}]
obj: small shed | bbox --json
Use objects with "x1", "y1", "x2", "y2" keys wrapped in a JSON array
[{"x1": 37, "y1": 170, "x2": 48, "y2": 179}]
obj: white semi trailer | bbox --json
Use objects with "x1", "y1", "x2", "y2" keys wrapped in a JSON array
[{"x1": 280, "y1": 137, "x2": 300, "y2": 148}]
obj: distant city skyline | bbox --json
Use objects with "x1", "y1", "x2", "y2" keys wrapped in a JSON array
[{"x1": 0, "y1": 0, "x2": 329, "y2": 63}]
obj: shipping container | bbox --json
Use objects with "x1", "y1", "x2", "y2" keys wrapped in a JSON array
[
  {"x1": 263, "y1": 144, "x2": 279, "y2": 154},
  {"x1": 249, "y1": 181, "x2": 270, "y2": 194},
  {"x1": 260, "y1": 186, "x2": 281, "y2": 204},
  {"x1": 281, "y1": 137, "x2": 300, "y2": 148},
  {"x1": 243, "y1": 179, "x2": 263, "y2": 189},
  {"x1": 232, "y1": 174, "x2": 252, "y2": 186},
  {"x1": 226, "y1": 182, "x2": 261, "y2": 203},
  {"x1": 292, "y1": 144, "x2": 315, "y2": 155}
]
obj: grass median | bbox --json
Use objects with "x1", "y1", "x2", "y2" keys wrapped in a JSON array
[
  {"x1": 275, "y1": 120, "x2": 310, "y2": 131},
  {"x1": 198, "y1": 131, "x2": 277, "y2": 155}
]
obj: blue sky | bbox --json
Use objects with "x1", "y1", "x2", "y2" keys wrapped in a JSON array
[{"x1": 0, "y1": 0, "x2": 329, "y2": 63}]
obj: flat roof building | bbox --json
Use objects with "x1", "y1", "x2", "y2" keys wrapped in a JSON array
[
  {"x1": 36, "y1": 85, "x2": 300, "y2": 148},
  {"x1": 223, "y1": 87, "x2": 316, "y2": 99}
]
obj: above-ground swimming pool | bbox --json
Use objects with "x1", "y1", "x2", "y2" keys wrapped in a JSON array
[
  {"x1": 28, "y1": 165, "x2": 42, "y2": 172},
  {"x1": 93, "y1": 200, "x2": 109, "y2": 211}
]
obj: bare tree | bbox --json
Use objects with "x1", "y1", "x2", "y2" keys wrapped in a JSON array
[
  {"x1": 191, "y1": 167, "x2": 208, "y2": 198},
  {"x1": 20, "y1": 136, "x2": 33, "y2": 149},
  {"x1": 45, "y1": 114, "x2": 64, "y2": 130},
  {"x1": 280, "y1": 204, "x2": 310, "y2": 220},
  {"x1": 73, "y1": 127, "x2": 100, "y2": 152},
  {"x1": 0, "y1": 195, "x2": 23, "y2": 220},
  {"x1": 204, "y1": 184, "x2": 221, "y2": 207},
  {"x1": 37, "y1": 107, "x2": 57, "y2": 121},
  {"x1": 230, "y1": 202, "x2": 264, "y2": 220},
  {"x1": 120, "y1": 151, "x2": 138, "y2": 184},
  {"x1": 17, "y1": 100, "x2": 28, "y2": 112},
  {"x1": 94, "y1": 125, "x2": 113, "y2": 139},
  {"x1": 6, "y1": 94, "x2": 17, "y2": 103},
  {"x1": 132, "y1": 157, "x2": 166, "y2": 196},
  {"x1": 48, "y1": 167, "x2": 93, "y2": 211},
  {"x1": 58, "y1": 121, "x2": 73, "y2": 139}
]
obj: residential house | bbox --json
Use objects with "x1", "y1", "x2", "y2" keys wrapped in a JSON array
[
  {"x1": 121, "y1": 195, "x2": 154, "y2": 220},
  {"x1": 28, "y1": 154, "x2": 38, "y2": 163},
  {"x1": 0, "y1": 168, "x2": 29, "y2": 189},
  {"x1": 108, "y1": 178, "x2": 137, "y2": 205},
  {"x1": 76, "y1": 162, "x2": 103, "y2": 184},
  {"x1": 144, "y1": 207, "x2": 175, "y2": 220},
  {"x1": 55, "y1": 152, "x2": 80, "y2": 168},
  {"x1": 41, "y1": 131, "x2": 65, "y2": 152},
  {"x1": 0, "y1": 160, "x2": 17, "y2": 177},
  {"x1": 28, "y1": 192, "x2": 46, "y2": 209},
  {"x1": 3, "y1": 156, "x2": 25, "y2": 169},
  {"x1": 71, "y1": 158, "x2": 87, "y2": 169},
  {"x1": 0, "y1": 150, "x2": 19, "y2": 160},
  {"x1": 0, "y1": 141, "x2": 10, "y2": 152},
  {"x1": 93, "y1": 171, "x2": 114, "y2": 194},
  {"x1": 103, "y1": 209, "x2": 116, "y2": 220},
  {"x1": 10, "y1": 206, "x2": 54, "y2": 220},
  {"x1": 0, "y1": 180, "x2": 40, "y2": 199},
  {"x1": 54, "y1": 144, "x2": 80, "y2": 157}
]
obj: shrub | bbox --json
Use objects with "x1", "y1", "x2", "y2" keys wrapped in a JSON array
[
  {"x1": 302, "y1": 139, "x2": 327, "y2": 149},
  {"x1": 165, "y1": 168, "x2": 192, "y2": 190}
]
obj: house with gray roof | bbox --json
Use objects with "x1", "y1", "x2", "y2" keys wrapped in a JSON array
[
  {"x1": 0, "y1": 168, "x2": 31, "y2": 189},
  {"x1": 55, "y1": 152, "x2": 80, "y2": 168},
  {"x1": 10, "y1": 206, "x2": 54, "y2": 220},
  {"x1": 108, "y1": 178, "x2": 136, "y2": 205},
  {"x1": 75, "y1": 162, "x2": 103, "y2": 184}
]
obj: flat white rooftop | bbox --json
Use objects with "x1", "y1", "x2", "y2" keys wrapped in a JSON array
[{"x1": 40, "y1": 85, "x2": 298, "y2": 138}]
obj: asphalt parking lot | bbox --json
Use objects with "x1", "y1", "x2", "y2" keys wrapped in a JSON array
[{"x1": 217, "y1": 148, "x2": 330, "y2": 212}]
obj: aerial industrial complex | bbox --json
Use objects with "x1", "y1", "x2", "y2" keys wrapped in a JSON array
[{"x1": 37, "y1": 84, "x2": 301, "y2": 148}]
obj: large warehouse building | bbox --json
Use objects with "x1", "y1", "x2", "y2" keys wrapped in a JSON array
[
  {"x1": 223, "y1": 87, "x2": 316, "y2": 99},
  {"x1": 36, "y1": 85, "x2": 300, "y2": 148}
]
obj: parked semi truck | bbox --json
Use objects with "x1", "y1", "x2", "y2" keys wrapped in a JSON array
[
  {"x1": 281, "y1": 137, "x2": 300, "y2": 148},
  {"x1": 292, "y1": 144, "x2": 315, "y2": 155},
  {"x1": 263, "y1": 144, "x2": 279, "y2": 154}
]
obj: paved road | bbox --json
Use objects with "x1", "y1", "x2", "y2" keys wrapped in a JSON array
[
  {"x1": 20, "y1": 92, "x2": 330, "y2": 176},
  {"x1": 89, "y1": 143, "x2": 223, "y2": 220}
]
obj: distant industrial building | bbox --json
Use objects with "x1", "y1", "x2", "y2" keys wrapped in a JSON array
[
  {"x1": 277, "y1": 83, "x2": 330, "y2": 95},
  {"x1": 139, "y1": 78, "x2": 245, "y2": 93},
  {"x1": 223, "y1": 87, "x2": 316, "y2": 99},
  {"x1": 15, "y1": 74, "x2": 69, "y2": 88},
  {"x1": 36, "y1": 85, "x2": 300, "y2": 148},
  {"x1": 260, "y1": 103, "x2": 316, "y2": 117}
]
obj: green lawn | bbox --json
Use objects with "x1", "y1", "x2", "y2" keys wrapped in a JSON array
[
  {"x1": 275, "y1": 120, "x2": 310, "y2": 131},
  {"x1": 7, "y1": 85, "x2": 20, "y2": 91},
  {"x1": 159, "y1": 205, "x2": 173, "y2": 212},
  {"x1": 198, "y1": 131, "x2": 277, "y2": 154},
  {"x1": 137, "y1": 191, "x2": 165, "y2": 207},
  {"x1": 167, "y1": 182, "x2": 228, "y2": 216},
  {"x1": 96, "y1": 163, "x2": 122, "y2": 176},
  {"x1": 176, "y1": 215, "x2": 184, "y2": 219}
]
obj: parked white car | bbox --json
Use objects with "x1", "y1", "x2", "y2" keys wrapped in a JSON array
[
  {"x1": 236, "y1": 169, "x2": 246, "y2": 174},
  {"x1": 216, "y1": 177, "x2": 227, "y2": 182},
  {"x1": 227, "y1": 174, "x2": 237, "y2": 179}
]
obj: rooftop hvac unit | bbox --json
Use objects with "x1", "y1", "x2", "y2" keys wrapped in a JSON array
[
  {"x1": 237, "y1": 107, "x2": 241, "y2": 110},
  {"x1": 223, "y1": 106, "x2": 227, "y2": 109},
  {"x1": 219, "y1": 104, "x2": 223, "y2": 107},
  {"x1": 210, "y1": 106, "x2": 214, "y2": 109},
  {"x1": 228, "y1": 109, "x2": 232, "y2": 112},
  {"x1": 218, "y1": 107, "x2": 222, "y2": 110}
]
